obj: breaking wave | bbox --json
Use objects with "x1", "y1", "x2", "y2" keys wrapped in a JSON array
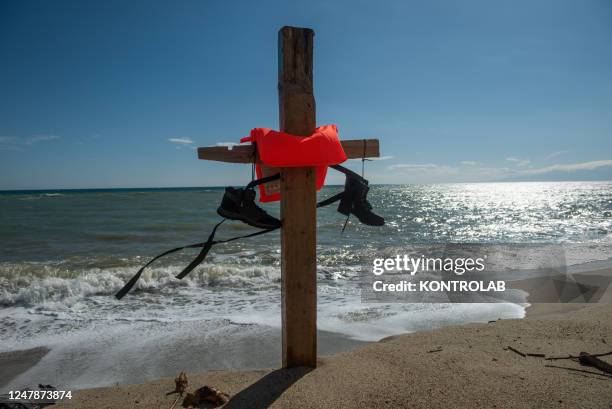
[{"x1": 0, "y1": 261, "x2": 281, "y2": 307}]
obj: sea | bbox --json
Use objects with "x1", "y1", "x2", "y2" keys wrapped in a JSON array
[{"x1": 1, "y1": 182, "x2": 611, "y2": 388}]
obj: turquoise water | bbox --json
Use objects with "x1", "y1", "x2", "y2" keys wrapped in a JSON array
[{"x1": 0, "y1": 182, "x2": 611, "y2": 388}]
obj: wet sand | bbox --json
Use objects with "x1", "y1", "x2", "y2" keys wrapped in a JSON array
[
  {"x1": 48, "y1": 303, "x2": 612, "y2": 408},
  {"x1": 0, "y1": 347, "x2": 49, "y2": 389}
]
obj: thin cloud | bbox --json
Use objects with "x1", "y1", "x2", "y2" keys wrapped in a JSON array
[
  {"x1": 25, "y1": 135, "x2": 60, "y2": 145},
  {"x1": 388, "y1": 163, "x2": 444, "y2": 171},
  {"x1": 545, "y1": 150, "x2": 568, "y2": 160},
  {"x1": 0, "y1": 134, "x2": 59, "y2": 149},
  {"x1": 382, "y1": 158, "x2": 612, "y2": 183},
  {"x1": 168, "y1": 137, "x2": 194, "y2": 145},
  {"x1": 520, "y1": 160, "x2": 612, "y2": 175},
  {"x1": 506, "y1": 157, "x2": 530, "y2": 167},
  {"x1": 386, "y1": 162, "x2": 511, "y2": 183},
  {"x1": 460, "y1": 161, "x2": 478, "y2": 166}
]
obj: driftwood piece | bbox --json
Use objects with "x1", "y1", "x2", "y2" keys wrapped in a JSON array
[
  {"x1": 504, "y1": 347, "x2": 543, "y2": 358},
  {"x1": 545, "y1": 350, "x2": 612, "y2": 361},
  {"x1": 579, "y1": 352, "x2": 612, "y2": 375},
  {"x1": 506, "y1": 346, "x2": 526, "y2": 357},
  {"x1": 427, "y1": 347, "x2": 443, "y2": 353}
]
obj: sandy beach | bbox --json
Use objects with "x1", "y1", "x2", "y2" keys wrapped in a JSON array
[
  {"x1": 27, "y1": 266, "x2": 607, "y2": 409},
  {"x1": 2, "y1": 268, "x2": 611, "y2": 408}
]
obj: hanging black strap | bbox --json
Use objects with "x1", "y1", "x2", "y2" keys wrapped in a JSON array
[
  {"x1": 114, "y1": 239, "x2": 209, "y2": 300},
  {"x1": 176, "y1": 222, "x2": 279, "y2": 279},
  {"x1": 331, "y1": 164, "x2": 362, "y2": 180},
  {"x1": 115, "y1": 220, "x2": 281, "y2": 299},
  {"x1": 115, "y1": 168, "x2": 359, "y2": 300},
  {"x1": 246, "y1": 165, "x2": 360, "y2": 208},
  {"x1": 316, "y1": 192, "x2": 343, "y2": 208},
  {"x1": 245, "y1": 164, "x2": 362, "y2": 187},
  {"x1": 245, "y1": 173, "x2": 280, "y2": 190},
  {"x1": 175, "y1": 219, "x2": 225, "y2": 279}
]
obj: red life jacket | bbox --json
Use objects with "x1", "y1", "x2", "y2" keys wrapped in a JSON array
[{"x1": 240, "y1": 124, "x2": 347, "y2": 202}]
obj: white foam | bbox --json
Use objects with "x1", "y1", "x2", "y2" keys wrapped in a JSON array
[{"x1": 0, "y1": 262, "x2": 281, "y2": 308}]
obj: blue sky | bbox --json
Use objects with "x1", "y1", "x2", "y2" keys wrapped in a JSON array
[{"x1": 1, "y1": 0, "x2": 611, "y2": 189}]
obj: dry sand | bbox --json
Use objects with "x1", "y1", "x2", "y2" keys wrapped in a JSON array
[{"x1": 49, "y1": 302, "x2": 612, "y2": 409}]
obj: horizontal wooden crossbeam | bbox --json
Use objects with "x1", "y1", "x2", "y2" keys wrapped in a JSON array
[{"x1": 197, "y1": 139, "x2": 379, "y2": 163}]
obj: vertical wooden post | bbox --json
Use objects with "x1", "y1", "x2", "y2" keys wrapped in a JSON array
[{"x1": 278, "y1": 26, "x2": 317, "y2": 368}]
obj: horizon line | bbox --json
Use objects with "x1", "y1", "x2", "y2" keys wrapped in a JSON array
[{"x1": 1, "y1": 179, "x2": 611, "y2": 193}]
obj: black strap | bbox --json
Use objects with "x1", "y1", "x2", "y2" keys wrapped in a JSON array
[
  {"x1": 175, "y1": 219, "x2": 225, "y2": 279},
  {"x1": 176, "y1": 222, "x2": 280, "y2": 280},
  {"x1": 245, "y1": 165, "x2": 360, "y2": 185},
  {"x1": 316, "y1": 191, "x2": 343, "y2": 208},
  {"x1": 246, "y1": 173, "x2": 280, "y2": 190},
  {"x1": 214, "y1": 225, "x2": 278, "y2": 244},
  {"x1": 115, "y1": 221, "x2": 281, "y2": 299},
  {"x1": 243, "y1": 166, "x2": 359, "y2": 207},
  {"x1": 331, "y1": 164, "x2": 362, "y2": 180},
  {"x1": 116, "y1": 169, "x2": 356, "y2": 300},
  {"x1": 245, "y1": 165, "x2": 361, "y2": 193},
  {"x1": 114, "y1": 240, "x2": 207, "y2": 300}
]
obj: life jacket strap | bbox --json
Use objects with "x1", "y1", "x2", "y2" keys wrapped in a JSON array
[
  {"x1": 245, "y1": 173, "x2": 280, "y2": 190},
  {"x1": 114, "y1": 219, "x2": 280, "y2": 299},
  {"x1": 114, "y1": 239, "x2": 209, "y2": 300},
  {"x1": 115, "y1": 166, "x2": 364, "y2": 300},
  {"x1": 330, "y1": 164, "x2": 362, "y2": 180},
  {"x1": 316, "y1": 192, "x2": 343, "y2": 208},
  {"x1": 174, "y1": 219, "x2": 225, "y2": 279}
]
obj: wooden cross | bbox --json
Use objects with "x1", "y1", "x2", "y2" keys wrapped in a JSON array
[{"x1": 198, "y1": 26, "x2": 380, "y2": 368}]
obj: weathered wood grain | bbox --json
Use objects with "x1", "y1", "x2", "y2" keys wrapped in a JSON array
[
  {"x1": 197, "y1": 139, "x2": 379, "y2": 163},
  {"x1": 278, "y1": 26, "x2": 317, "y2": 368}
]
